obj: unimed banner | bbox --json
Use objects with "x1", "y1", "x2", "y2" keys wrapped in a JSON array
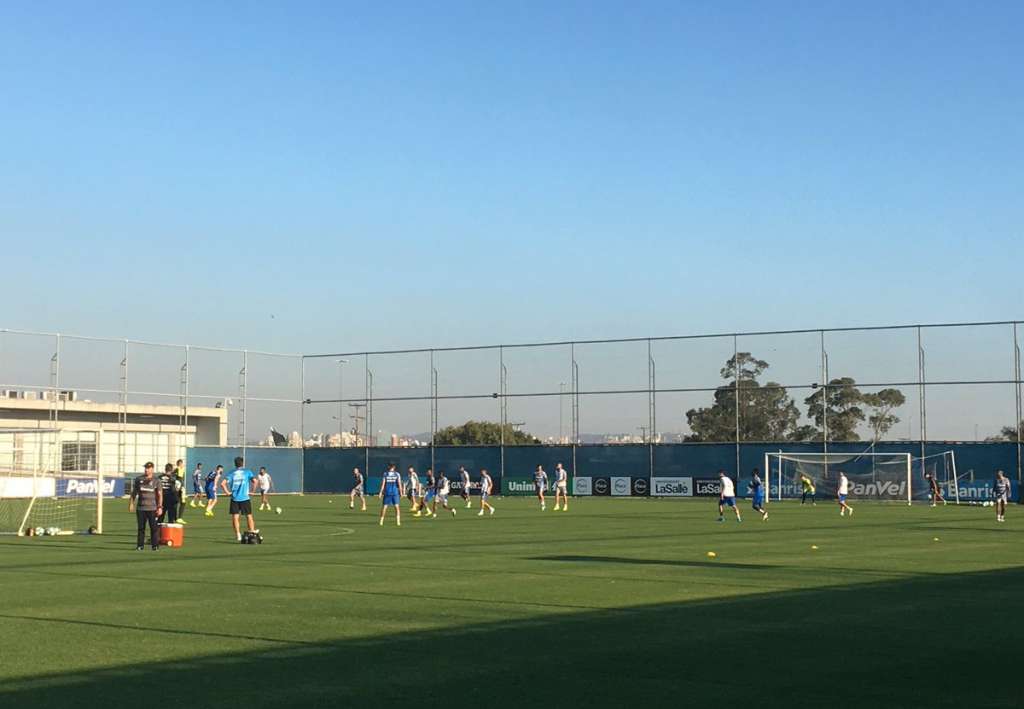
[{"x1": 502, "y1": 477, "x2": 553, "y2": 496}]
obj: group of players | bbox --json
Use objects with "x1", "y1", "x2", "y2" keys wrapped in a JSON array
[
  {"x1": 716, "y1": 467, "x2": 1013, "y2": 523},
  {"x1": 129, "y1": 456, "x2": 275, "y2": 549},
  {"x1": 349, "y1": 462, "x2": 571, "y2": 526}
]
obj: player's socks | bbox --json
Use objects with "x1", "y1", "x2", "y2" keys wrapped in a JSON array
[
  {"x1": 848, "y1": 507, "x2": 854, "y2": 516},
  {"x1": 489, "y1": 507, "x2": 495, "y2": 515},
  {"x1": 379, "y1": 519, "x2": 383, "y2": 526},
  {"x1": 236, "y1": 534, "x2": 242, "y2": 541},
  {"x1": 397, "y1": 520, "x2": 401, "y2": 526},
  {"x1": 762, "y1": 511, "x2": 768, "y2": 521},
  {"x1": 451, "y1": 508, "x2": 457, "y2": 516}
]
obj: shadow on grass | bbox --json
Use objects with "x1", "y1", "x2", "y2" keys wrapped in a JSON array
[
  {"x1": 2, "y1": 566, "x2": 1022, "y2": 709},
  {"x1": 531, "y1": 554, "x2": 775, "y2": 570}
]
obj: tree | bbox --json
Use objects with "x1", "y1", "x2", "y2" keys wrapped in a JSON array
[
  {"x1": 433, "y1": 420, "x2": 540, "y2": 446},
  {"x1": 685, "y1": 353, "x2": 802, "y2": 442},
  {"x1": 863, "y1": 388, "x2": 906, "y2": 442},
  {"x1": 990, "y1": 421, "x2": 1024, "y2": 442},
  {"x1": 804, "y1": 377, "x2": 866, "y2": 442}
]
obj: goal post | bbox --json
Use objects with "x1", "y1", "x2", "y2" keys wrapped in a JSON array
[
  {"x1": 766, "y1": 451, "x2": 913, "y2": 505},
  {"x1": 0, "y1": 428, "x2": 106, "y2": 535}
]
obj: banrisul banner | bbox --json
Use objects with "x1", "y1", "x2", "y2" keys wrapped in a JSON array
[
  {"x1": 651, "y1": 477, "x2": 692, "y2": 497},
  {"x1": 56, "y1": 477, "x2": 126, "y2": 497}
]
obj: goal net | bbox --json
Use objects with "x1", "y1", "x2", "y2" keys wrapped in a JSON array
[
  {"x1": 0, "y1": 429, "x2": 102, "y2": 535},
  {"x1": 765, "y1": 451, "x2": 912, "y2": 504},
  {"x1": 914, "y1": 451, "x2": 960, "y2": 505}
]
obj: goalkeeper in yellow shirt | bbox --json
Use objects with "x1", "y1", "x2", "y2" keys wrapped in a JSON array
[{"x1": 800, "y1": 474, "x2": 816, "y2": 505}]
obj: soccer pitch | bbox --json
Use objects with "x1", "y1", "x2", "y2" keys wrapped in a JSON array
[{"x1": 1, "y1": 497, "x2": 1021, "y2": 708}]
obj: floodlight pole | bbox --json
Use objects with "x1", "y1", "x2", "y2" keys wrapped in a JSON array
[
  {"x1": 918, "y1": 326, "x2": 927, "y2": 482},
  {"x1": 820, "y1": 331, "x2": 829, "y2": 480},
  {"x1": 734, "y1": 335, "x2": 740, "y2": 479},
  {"x1": 1014, "y1": 323, "x2": 1022, "y2": 483}
]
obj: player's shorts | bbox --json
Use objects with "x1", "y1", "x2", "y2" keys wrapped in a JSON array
[
  {"x1": 193, "y1": 481, "x2": 203, "y2": 494},
  {"x1": 995, "y1": 493, "x2": 1009, "y2": 504},
  {"x1": 425, "y1": 490, "x2": 435, "y2": 501},
  {"x1": 752, "y1": 494, "x2": 764, "y2": 507},
  {"x1": 481, "y1": 490, "x2": 489, "y2": 501},
  {"x1": 383, "y1": 492, "x2": 400, "y2": 506},
  {"x1": 838, "y1": 494, "x2": 847, "y2": 503},
  {"x1": 229, "y1": 499, "x2": 253, "y2": 515},
  {"x1": 353, "y1": 484, "x2": 364, "y2": 495},
  {"x1": 721, "y1": 496, "x2": 735, "y2": 507},
  {"x1": 259, "y1": 487, "x2": 270, "y2": 495},
  {"x1": 437, "y1": 493, "x2": 449, "y2": 505},
  {"x1": 556, "y1": 482, "x2": 568, "y2": 492},
  {"x1": 535, "y1": 483, "x2": 546, "y2": 494},
  {"x1": 461, "y1": 486, "x2": 470, "y2": 496},
  {"x1": 205, "y1": 483, "x2": 216, "y2": 499}
]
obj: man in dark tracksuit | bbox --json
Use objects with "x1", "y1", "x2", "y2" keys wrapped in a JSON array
[
  {"x1": 129, "y1": 462, "x2": 163, "y2": 550},
  {"x1": 157, "y1": 463, "x2": 179, "y2": 524}
]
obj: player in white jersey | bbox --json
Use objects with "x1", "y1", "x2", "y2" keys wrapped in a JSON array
[
  {"x1": 717, "y1": 470, "x2": 741, "y2": 523},
  {"x1": 553, "y1": 463, "x2": 569, "y2": 511},
  {"x1": 837, "y1": 471, "x2": 854, "y2": 517},
  {"x1": 256, "y1": 467, "x2": 273, "y2": 511},
  {"x1": 459, "y1": 466, "x2": 472, "y2": 509},
  {"x1": 430, "y1": 471, "x2": 457, "y2": 517},
  {"x1": 534, "y1": 465, "x2": 549, "y2": 510},
  {"x1": 406, "y1": 466, "x2": 422, "y2": 513},
  {"x1": 350, "y1": 467, "x2": 366, "y2": 511},
  {"x1": 993, "y1": 469, "x2": 1010, "y2": 522},
  {"x1": 477, "y1": 469, "x2": 496, "y2": 516}
]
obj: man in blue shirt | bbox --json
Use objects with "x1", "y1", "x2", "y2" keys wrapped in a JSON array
[
  {"x1": 219, "y1": 456, "x2": 258, "y2": 542},
  {"x1": 378, "y1": 463, "x2": 405, "y2": 527}
]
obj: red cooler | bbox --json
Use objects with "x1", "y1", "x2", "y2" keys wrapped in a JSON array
[{"x1": 158, "y1": 523, "x2": 184, "y2": 548}]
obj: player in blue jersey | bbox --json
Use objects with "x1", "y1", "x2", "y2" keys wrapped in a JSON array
[
  {"x1": 477, "y1": 469, "x2": 495, "y2": 516},
  {"x1": 553, "y1": 463, "x2": 569, "y2": 511},
  {"x1": 420, "y1": 468, "x2": 437, "y2": 517},
  {"x1": 189, "y1": 463, "x2": 205, "y2": 508},
  {"x1": 378, "y1": 463, "x2": 405, "y2": 527},
  {"x1": 350, "y1": 467, "x2": 366, "y2": 511},
  {"x1": 534, "y1": 465, "x2": 549, "y2": 511},
  {"x1": 218, "y1": 456, "x2": 258, "y2": 542},
  {"x1": 204, "y1": 464, "x2": 223, "y2": 517},
  {"x1": 430, "y1": 471, "x2": 457, "y2": 517},
  {"x1": 748, "y1": 468, "x2": 768, "y2": 521},
  {"x1": 994, "y1": 470, "x2": 1010, "y2": 522}
]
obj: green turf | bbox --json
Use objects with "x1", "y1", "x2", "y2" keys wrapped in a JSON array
[{"x1": 1, "y1": 496, "x2": 1021, "y2": 708}]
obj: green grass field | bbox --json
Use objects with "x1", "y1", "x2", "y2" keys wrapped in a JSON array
[{"x1": 1, "y1": 496, "x2": 1021, "y2": 708}]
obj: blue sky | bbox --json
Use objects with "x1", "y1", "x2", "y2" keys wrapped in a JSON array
[{"x1": 1, "y1": 2, "x2": 1021, "y2": 438}]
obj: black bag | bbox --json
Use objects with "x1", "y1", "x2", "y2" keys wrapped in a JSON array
[{"x1": 240, "y1": 530, "x2": 264, "y2": 545}]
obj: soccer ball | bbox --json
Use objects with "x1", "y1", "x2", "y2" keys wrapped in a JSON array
[{"x1": 275, "y1": 507, "x2": 282, "y2": 515}]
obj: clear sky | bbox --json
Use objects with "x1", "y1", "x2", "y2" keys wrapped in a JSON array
[{"x1": 1, "y1": 2, "x2": 1021, "y2": 440}]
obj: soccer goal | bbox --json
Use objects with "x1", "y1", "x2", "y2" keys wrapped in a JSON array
[
  {"x1": 0, "y1": 428, "x2": 104, "y2": 535},
  {"x1": 765, "y1": 451, "x2": 913, "y2": 504},
  {"x1": 914, "y1": 450, "x2": 960, "y2": 505}
]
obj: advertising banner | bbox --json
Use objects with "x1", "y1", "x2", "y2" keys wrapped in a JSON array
[
  {"x1": 611, "y1": 476, "x2": 632, "y2": 496},
  {"x1": 56, "y1": 477, "x2": 126, "y2": 498},
  {"x1": 591, "y1": 477, "x2": 611, "y2": 496},
  {"x1": 693, "y1": 477, "x2": 722, "y2": 497},
  {"x1": 573, "y1": 477, "x2": 592, "y2": 496},
  {"x1": 651, "y1": 477, "x2": 692, "y2": 497}
]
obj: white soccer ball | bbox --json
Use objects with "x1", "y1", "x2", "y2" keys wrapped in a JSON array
[
  {"x1": 275, "y1": 507, "x2": 282, "y2": 515},
  {"x1": 34, "y1": 527, "x2": 45, "y2": 537}
]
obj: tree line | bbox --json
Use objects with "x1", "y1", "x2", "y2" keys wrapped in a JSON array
[{"x1": 684, "y1": 352, "x2": 905, "y2": 442}]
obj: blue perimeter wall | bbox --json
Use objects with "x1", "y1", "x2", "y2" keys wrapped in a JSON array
[{"x1": 186, "y1": 442, "x2": 1020, "y2": 500}]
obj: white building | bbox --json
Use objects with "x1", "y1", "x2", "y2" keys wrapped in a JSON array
[{"x1": 0, "y1": 392, "x2": 226, "y2": 478}]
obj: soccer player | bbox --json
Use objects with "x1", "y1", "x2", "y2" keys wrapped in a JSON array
[
  {"x1": 459, "y1": 466, "x2": 472, "y2": 509},
  {"x1": 421, "y1": 468, "x2": 437, "y2": 517},
  {"x1": 129, "y1": 462, "x2": 163, "y2": 550},
  {"x1": 219, "y1": 456, "x2": 258, "y2": 542},
  {"x1": 837, "y1": 471, "x2": 854, "y2": 517},
  {"x1": 350, "y1": 467, "x2": 367, "y2": 511},
  {"x1": 406, "y1": 466, "x2": 421, "y2": 513},
  {"x1": 204, "y1": 464, "x2": 223, "y2": 517},
  {"x1": 174, "y1": 459, "x2": 187, "y2": 522},
  {"x1": 749, "y1": 468, "x2": 768, "y2": 521},
  {"x1": 553, "y1": 463, "x2": 569, "y2": 511},
  {"x1": 717, "y1": 470, "x2": 741, "y2": 523},
  {"x1": 378, "y1": 463, "x2": 404, "y2": 526},
  {"x1": 256, "y1": 467, "x2": 273, "y2": 511},
  {"x1": 157, "y1": 463, "x2": 178, "y2": 524},
  {"x1": 431, "y1": 471, "x2": 457, "y2": 517},
  {"x1": 994, "y1": 470, "x2": 1010, "y2": 522},
  {"x1": 477, "y1": 469, "x2": 495, "y2": 516},
  {"x1": 534, "y1": 465, "x2": 549, "y2": 511},
  {"x1": 799, "y1": 474, "x2": 817, "y2": 505},
  {"x1": 189, "y1": 463, "x2": 204, "y2": 508},
  {"x1": 925, "y1": 472, "x2": 946, "y2": 507}
]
